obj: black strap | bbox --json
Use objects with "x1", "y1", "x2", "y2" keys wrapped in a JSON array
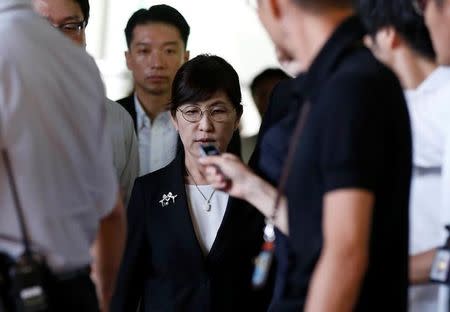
[
  {"x1": 271, "y1": 100, "x2": 311, "y2": 221},
  {"x1": 1, "y1": 149, "x2": 33, "y2": 261}
]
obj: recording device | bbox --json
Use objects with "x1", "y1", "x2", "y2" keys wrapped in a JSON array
[
  {"x1": 8, "y1": 254, "x2": 50, "y2": 312},
  {"x1": 429, "y1": 225, "x2": 450, "y2": 284},
  {"x1": 199, "y1": 143, "x2": 220, "y2": 157}
]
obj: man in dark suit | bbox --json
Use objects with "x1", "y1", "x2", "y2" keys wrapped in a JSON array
[
  {"x1": 118, "y1": 5, "x2": 189, "y2": 176},
  {"x1": 119, "y1": 5, "x2": 241, "y2": 176}
]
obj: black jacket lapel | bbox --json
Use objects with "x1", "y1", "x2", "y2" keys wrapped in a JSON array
[{"x1": 117, "y1": 94, "x2": 137, "y2": 131}]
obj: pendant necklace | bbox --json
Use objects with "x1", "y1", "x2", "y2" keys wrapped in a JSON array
[{"x1": 186, "y1": 168, "x2": 216, "y2": 212}]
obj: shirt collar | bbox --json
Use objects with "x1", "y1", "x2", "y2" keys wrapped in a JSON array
[
  {"x1": 299, "y1": 15, "x2": 366, "y2": 103},
  {"x1": 134, "y1": 93, "x2": 147, "y2": 126},
  {"x1": 0, "y1": 0, "x2": 30, "y2": 12},
  {"x1": 134, "y1": 93, "x2": 171, "y2": 127}
]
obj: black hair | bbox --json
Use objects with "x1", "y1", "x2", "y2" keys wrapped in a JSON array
[
  {"x1": 74, "y1": 0, "x2": 90, "y2": 24},
  {"x1": 250, "y1": 68, "x2": 289, "y2": 96},
  {"x1": 357, "y1": 0, "x2": 435, "y2": 60},
  {"x1": 125, "y1": 5, "x2": 190, "y2": 48},
  {"x1": 170, "y1": 54, "x2": 243, "y2": 117}
]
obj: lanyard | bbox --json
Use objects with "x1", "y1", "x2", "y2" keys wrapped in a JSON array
[{"x1": 252, "y1": 100, "x2": 311, "y2": 288}]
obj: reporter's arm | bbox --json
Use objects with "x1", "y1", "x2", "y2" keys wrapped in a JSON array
[
  {"x1": 304, "y1": 189, "x2": 373, "y2": 312},
  {"x1": 93, "y1": 191, "x2": 126, "y2": 311},
  {"x1": 200, "y1": 154, "x2": 289, "y2": 234},
  {"x1": 410, "y1": 249, "x2": 436, "y2": 284}
]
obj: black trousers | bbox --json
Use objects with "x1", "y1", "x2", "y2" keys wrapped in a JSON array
[
  {"x1": 1, "y1": 260, "x2": 99, "y2": 312},
  {"x1": 47, "y1": 270, "x2": 99, "y2": 312}
]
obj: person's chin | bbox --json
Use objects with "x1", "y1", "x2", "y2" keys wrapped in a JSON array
[{"x1": 145, "y1": 85, "x2": 168, "y2": 96}]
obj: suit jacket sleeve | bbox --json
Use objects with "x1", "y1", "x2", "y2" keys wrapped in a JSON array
[{"x1": 111, "y1": 178, "x2": 150, "y2": 312}]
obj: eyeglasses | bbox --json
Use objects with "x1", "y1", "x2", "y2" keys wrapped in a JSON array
[
  {"x1": 177, "y1": 105, "x2": 235, "y2": 123},
  {"x1": 412, "y1": 0, "x2": 429, "y2": 15},
  {"x1": 52, "y1": 20, "x2": 86, "y2": 35}
]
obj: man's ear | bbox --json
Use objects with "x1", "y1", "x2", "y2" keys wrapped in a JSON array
[
  {"x1": 390, "y1": 28, "x2": 403, "y2": 49},
  {"x1": 380, "y1": 26, "x2": 398, "y2": 49},
  {"x1": 184, "y1": 50, "x2": 190, "y2": 63},
  {"x1": 269, "y1": 0, "x2": 282, "y2": 19},
  {"x1": 233, "y1": 111, "x2": 242, "y2": 131}
]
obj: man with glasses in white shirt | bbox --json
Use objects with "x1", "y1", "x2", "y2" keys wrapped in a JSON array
[
  {"x1": 0, "y1": 0, "x2": 123, "y2": 311},
  {"x1": 32, "y1": 0, "x2": 138, "y2": 310}
]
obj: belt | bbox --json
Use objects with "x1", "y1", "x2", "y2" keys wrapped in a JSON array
[
  {"x1": 52, "y1": 265, "x2": 91, "y2": 281},
  {"x1": 413, "y1": 166, "x2": 442, "y2": 176}
]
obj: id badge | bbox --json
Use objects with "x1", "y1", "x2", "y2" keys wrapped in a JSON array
[{"x1": 252, "y1": 242, "x2": 274, "y2": 289}]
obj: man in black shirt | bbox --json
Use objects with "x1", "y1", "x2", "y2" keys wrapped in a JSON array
[{"x1": 201, "y1": 0, "x2": 411, "y2": 311}]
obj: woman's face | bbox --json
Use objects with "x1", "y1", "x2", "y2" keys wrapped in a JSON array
[{"x1": 171, "y1": 90, "x2": 240, "y2": 159}]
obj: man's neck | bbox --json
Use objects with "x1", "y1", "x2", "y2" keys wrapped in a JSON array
[
  {"x1": 135, "y1": 87, "x2": 170, "y2": 121},
  {"x1": 393, "y1": 49, "x2": 437, "y2": 90},
  {"x1": 286, "y1": 8, "x2": 354, "y2": 72}
]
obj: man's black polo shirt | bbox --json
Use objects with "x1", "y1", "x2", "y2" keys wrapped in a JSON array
[{"x1": 270, "y1": 16, "x2": 412, "y2": 311}]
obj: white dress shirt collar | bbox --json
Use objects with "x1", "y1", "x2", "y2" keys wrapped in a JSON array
[
  {"x1": 134, "y1": 93, "x2": 172, "y2": 129},
  {"x1": 133, "y1": 93, "x2": 178, "y2": 176}
]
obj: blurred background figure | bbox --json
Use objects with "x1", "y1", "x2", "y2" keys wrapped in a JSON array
[
  {"x1": 32, "y1": 0, "x2": 132, "y2": 309},
  {"x1": 0, "y1": 0, "x2": 122, "y2": 311},
  {"x1": 241, "y1": 68, "x2": 289, "y2": 163},
  {"x1": 416, "y1": 0, "x2": 450, "y2": 310},
  {"x1": 251, "y1": 68, "x2": 290, "y2": 117},
  {"x1": 358, "y1": 0, "x2": 450, "y2": 311}
]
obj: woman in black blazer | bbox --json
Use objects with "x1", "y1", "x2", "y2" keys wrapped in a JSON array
[{"x1": 111, "y1": 55, "x2": 271, "y2": 312}]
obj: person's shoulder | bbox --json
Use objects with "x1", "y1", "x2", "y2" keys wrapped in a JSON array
[
  {"x1": 116, "y1": 94, "x2": 134, "y2": 107},
  {"x1": 334, "y1": 48, "x2": 400, "y2": 90},
  {"x1": 321, "y1": 48, "x2": 403, "y2": 106},
  {"x1": 137, "y1": 156, "x2": 181, "y2": 185},
  {"x1": 106, "y1": 98, "x2": 135, "y2": 127}
]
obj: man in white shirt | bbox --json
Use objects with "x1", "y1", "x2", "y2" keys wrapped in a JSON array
[
  {"x1": 118, "y1": 5, "x2": 190, "y2": 176},
  {"x1": 32, "y1": 0, "x2": 136, "y2": 309},
  {"x1": 0, "y1": 0, "x2": 124, "y2": 311},
  {"x1": 359, "y1": 0, "x2": 450, "y2": 310},
  {"x1": 419, "y1": 1, "x2": 450, "y2": 310},
  {"x1": 33, "y1": 0, "x2": 138, "y2": 206}
]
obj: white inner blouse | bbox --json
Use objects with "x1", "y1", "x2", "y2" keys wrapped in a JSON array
[{"x1": 185, "y1": 184, "x2": 229, "y2": 255}]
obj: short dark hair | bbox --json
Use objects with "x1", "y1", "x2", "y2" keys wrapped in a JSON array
[
  {"x1": 170, "y1": 54, "x2": 243, "y2": 117},
  {"x1": 250, "y1": 68, "x2": 289, "y2": 96},
  {"x1": 357, "y1": 0, "x2": 435, "y2": 60},
  {"x1": 74, "y1": 0, "x2": 90, "y2": 24},
  {"x1": 125, "y1": 5, "x2": 190, "y2": 48}
]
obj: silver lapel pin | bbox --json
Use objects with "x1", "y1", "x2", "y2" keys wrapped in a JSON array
[{"x1": 159, "y1": 192, "x2": 178, "y2": 207}]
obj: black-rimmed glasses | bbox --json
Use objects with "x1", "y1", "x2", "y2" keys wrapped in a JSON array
[
  {"x1": 177, "y1": 105, "x2": 235, "y2": 123},
  {"x1": 52, "y1": 20, "x2": 86, "y2": 35}
]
